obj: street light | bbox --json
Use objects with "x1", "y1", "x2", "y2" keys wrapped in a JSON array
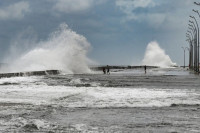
[
  {"x1": 186, "y1": 34, "x2": 190, "y2": 39},
  {"x1": 186, "y1": 39, "x2": 190, "y2": 42},
  {"x1": 194, "y1": 2, "x2": 200, "y2": 5},
  {"x1": 186, "y1": 35, "x2": 192, "y2": 44},
  {"x1": 192, "y1": 10, "x2": 200, "y2": 71},
  {"x1": 188, "y1": 24, "x2": 194, "y2": 28},
  {"x1": 192, "y1": 9, "x2": 200, "y2": 73},
  {"x1": 187, "y1": 30, "x2": 195, "y2": 39},
  {"x1": 186, "y1": 33, "x2": 194, "y2": 70},
  {"x1": 189, "y1": 17, "x2": 199, "y2": 72},
  {"x1": 189, "y1": 20, "x2": 197, "y2": 36},
  {"x1": 182, "y1": 47, "x2": 190, "y2": 68},
  {"x1": 189, "y1": 27, "x2": 194, "y2": 32},
  {"x1": 189, "y1": 20, "x2": 197, "y2": 33},
  {"x1": 189, "y1": 20, "x2": 197, "y2": 31},
  {"x1": 188, "y1": 24, "x2": 195, "y2": 32}
]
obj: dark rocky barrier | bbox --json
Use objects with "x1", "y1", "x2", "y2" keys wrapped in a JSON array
[
  {"x1": 90, "y1": 65, "x2": 159, "y2": 71},
  {"x1": 0, "y1": 70, "x2": 60, "y2": 78}
]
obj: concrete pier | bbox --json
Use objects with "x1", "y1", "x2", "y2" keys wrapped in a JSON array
[{"x1": 0, "y1": 70, "x2": 60, "y2": 78}]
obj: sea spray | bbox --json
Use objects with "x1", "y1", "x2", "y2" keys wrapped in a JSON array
[
  {"x1": 1, "y1": 23, "x2": 92, "y2": 73},
  {"x1": 142, "y1": 41, "x2": 176, "y2": 67}
]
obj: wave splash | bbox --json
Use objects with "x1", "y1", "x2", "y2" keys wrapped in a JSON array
[
  {"x1": 142, "y1": 41, "x2": 176, "y2": 68},
  {"x1": 1, "y1": 23, "x2": 92, "y2": 74}
]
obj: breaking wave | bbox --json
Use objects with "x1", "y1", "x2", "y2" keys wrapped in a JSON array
[
  {"x1": 142, "y1": 41, "x2": 176, "y2": 68},
  {"x1": 0, "y1": 76, "x2": 199, "y2": 108},
  {"x1": 1, "y1": 23, "x2": 92, "y2": 74}
]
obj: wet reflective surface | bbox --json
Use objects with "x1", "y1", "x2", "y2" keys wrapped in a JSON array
[{"x1": 0, "y1": 67, "x2": 200, "y2": 132}]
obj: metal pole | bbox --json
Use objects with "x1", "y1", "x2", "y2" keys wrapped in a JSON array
[
  {"x1": 186, "y1": 36, "x2": 192, "y2": 69},
  {"x1": 189, "y1": 20, "x2": 197, "y2": 69},
  {"x1": 188, "y1": 29, "x2": 195, "y2": 70},
  {"x1": 182, "y1": 47, "x2": 186, "y2": 68},
  {"x1": 190, "y1": 16, "x2": 199, "y2": 72},
  {"x1": 189, "y1": 19, "x2": 198, "y2": 72},
  {"x1": 193, "y1": 9, "x2": 200, "y2": 73},
  {"x1": 187, "y1": 24, "x2": 195, "y2": 69},
  {"x1": 184, "y1": 49, "x2": 185, "y2": 68},
  {"x1": 186, "y1": 39, "x2": 192, "y2": 68},
  {"x1": 186, "y1": 47, "x2": 190, "y2": 68}
]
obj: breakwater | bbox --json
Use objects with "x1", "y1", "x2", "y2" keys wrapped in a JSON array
[
  {"x1": 90, "y1": 65, "x2": 159, "y2": 71},
  {"x1": 0, "y1": 70, "x2": 60, "y2": 78}
]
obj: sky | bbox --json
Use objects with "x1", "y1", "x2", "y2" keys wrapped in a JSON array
[{"x1": 0, "y1": 0, "x2": 197, "y2": 66}]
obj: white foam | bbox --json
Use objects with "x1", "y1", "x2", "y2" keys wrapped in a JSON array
[
  {"x1": 0, "y1": 117, "x2": 55, "y2": 131},
  {"x1": 0, "y1": 83, "x2": 199, "y2": 107},
  {"x1": 1, "y1": 23, "x2": 93, "y2": 74},
  {"x1": 0, "y1": 76, "x2": 41, "y2": 85},
  {"x1": 69, "y1": 78, "x2": 82, "y2": 85},
  {"x1": 142, "y1": 41, "x2": 177, "y2": 68}
]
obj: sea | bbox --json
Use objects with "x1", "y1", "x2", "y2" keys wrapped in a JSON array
[{"x1": 0, "y1": 67, "x2": 200, "y2": 133}]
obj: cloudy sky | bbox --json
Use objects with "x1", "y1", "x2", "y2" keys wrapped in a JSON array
[{"x1": 0, "y1": 0, "x2": 197, "y2": 65}]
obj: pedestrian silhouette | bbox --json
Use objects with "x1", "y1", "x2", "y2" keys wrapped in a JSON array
[
  {"x1": 107, "y1": 65, "x2": 110, "y2": 74},
  {"x1": 144, "y1": 65, "x2": 147, "y2": 74},
  {"x1": 103, "y1": 67, "x2": 106, "y2": 74}
]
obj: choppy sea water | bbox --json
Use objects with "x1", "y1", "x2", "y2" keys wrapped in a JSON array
[{"x1": 0, "y1": 67, "x2": 200, "y2": 133}]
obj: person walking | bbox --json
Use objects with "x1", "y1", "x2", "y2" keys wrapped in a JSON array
[
  {"x1": 107, "y1": 65, "x2": 110, "y2": 74},
  {"x1": 144, "y1": 65, "x2": 147, "y2": 74},
  {"x1": 103, "y1": 67, "x2": 106, "y2": 74}
]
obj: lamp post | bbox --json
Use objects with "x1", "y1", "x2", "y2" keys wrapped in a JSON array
[
  {"x1": 192, "y1": 9, "x2": 200, "y2": 73},
  {"x1": 194, "y1": 2, "x2": 200, "y2": 6},
  {"x1": 186, "y1": 47, "x2": 190, "y2": 68},
  {"x1": 188, "y1": 24, "x2": 195, "y2": 32},
  {"x1": 188, "y1": 21, "x2": 196, "y2": 39},
  {"x1": 189, "y1": 20, "x2": 197, "y2": 71},
  {"x1": 186, "y1": 36, "x2": 192, "y2": 69},
  {"x1": 189, "y1": 20, "x2": 197, "y2": 43},
  {"x1": 190, "y1": 16, "x2": 199, "y2": 72},
  {"x1": 182, "y1": 47, "x2": 190, "y2": 68},
  {"x1": 187, "y1": 30, "x2": 195, "y2": 43},
  {"x1": 189, "y1": 27, "x2": 195, "y2": 33},
  {"x1": 189, "y1": 20, "x2": 197, "y2": 31},
  {"x1": 186, "y1": 32, "x2": 194, "y2": 69},
  {"x1": 182, "y1": 47, "x2": 186, "y2": 68}
]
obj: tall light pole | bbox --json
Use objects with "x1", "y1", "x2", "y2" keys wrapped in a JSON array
[
  {"x1": 194, "y1": 2, "x2": 200, "y2": 6},
  {"x1": 190, "y1": 16, "x2": 199, "y2": 72},
  {"x1": 187, "y1": 30, "x2": 195, "y2": 70},
  {"x1": 188, "y1": 24, "x2": 195, "y2": 32},
  {"x1": 189, "y1": 27, "x2": 194, "y2": 33},
  {"x1": 186, "y1": 35, "x2": 193, "y2": 69},
  {"x1": 187, "y1": 19, "x2": 197, "y2": 70},
  {"x1": 186, "y1": 39, "x2": 192, "y2": 68},
  {"x1": 188, "y1": 20, "x2": 196, "y2": 39},
  {"x1": 192, "y1": 9, "x2": 200, "y2": 73},
  {"x1": 189, "y1": 19, "x2": 197, "y2": 71},
  {"x1": 182, "y1": 47, "x2": 186, "y2": 68},
  {"x1": 182, "y1": 47, "x2": 190, "y2": 68},
  {"x1": 187, "y1": 30, "x2": 195, "y2": 45}
]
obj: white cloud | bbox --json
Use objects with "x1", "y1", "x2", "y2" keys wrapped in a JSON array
[
  {"x1": 116, "y1": 0, "x2": 166, "y2": 27},
  {"x1": 53, "y1": 0, "x2": 105, "y2": 13},
  {"x1": 116, "y1": 0, "x2": 156, "y2": 20},
  {"x1": 0, "y1": 1, "x2": 30, "y2": 20},
  {"x1": 116, "y1": 0, "x2": 156, "y2": 10}
]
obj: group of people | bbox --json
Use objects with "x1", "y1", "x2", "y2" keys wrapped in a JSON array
[
  {"x1": 102, "y1": 65, "x2": 110, "y2": 74},
  {"x1": 102, "y1": 65, "x2": 146, "y2": 74}
]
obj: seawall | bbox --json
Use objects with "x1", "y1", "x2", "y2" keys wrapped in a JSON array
[{"x1": 0, "y1": 70, "x2": 60, "y2": 78}]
